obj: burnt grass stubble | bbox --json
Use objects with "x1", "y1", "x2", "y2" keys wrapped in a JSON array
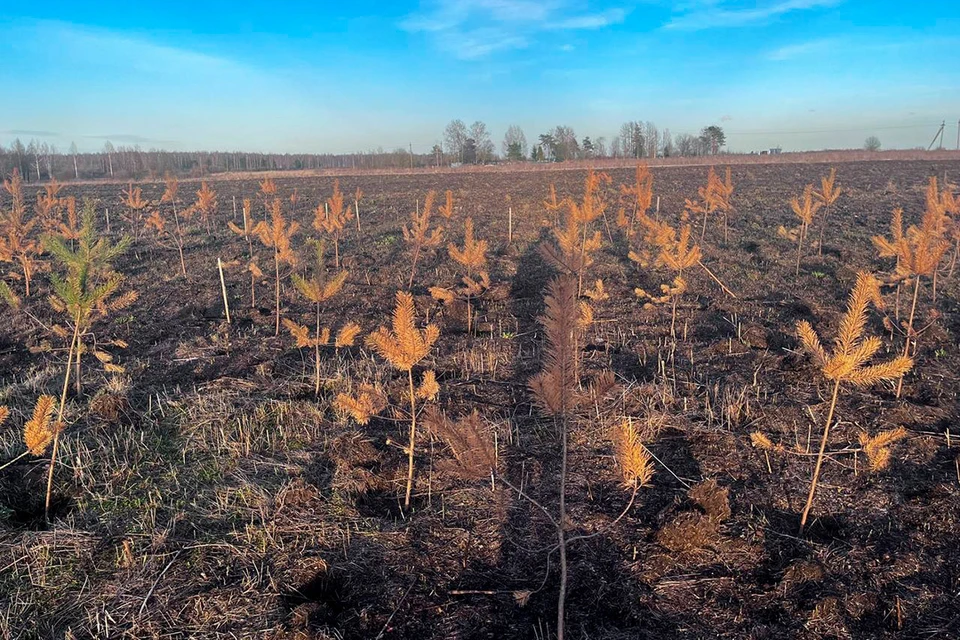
[{"x1": 1, "y1": 159, "x2": 959, "y2": 638}]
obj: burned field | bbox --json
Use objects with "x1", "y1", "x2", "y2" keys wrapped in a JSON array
[{"x1": 1, "y1": 158, "x2": 959, "y2": 638}]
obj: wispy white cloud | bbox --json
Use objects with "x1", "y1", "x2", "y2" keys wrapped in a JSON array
[
  {"x1": 401, "y1": 1, "x2": 629, "y2": 59},
  {"x1": 765, "y1": 35, "x2": 960, "y2": 61},
  {"x1": 766, "y1": 37, "x2": 838, "y2": 60},
  {"x1": 664, "y1": 0, "x2": 840, "y2": 31}
]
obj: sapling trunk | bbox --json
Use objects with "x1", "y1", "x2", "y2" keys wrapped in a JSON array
[
  {"x1": 408, "y1": 244, "x2": 422, "y2": 289},
  {"x1": 173, "y1": 203, "x2": 186, "y2": 277},
  {"x1": 314, "y1": 303, "x2": 322, "y2": 396},
  {"x1": 895, "y1": 276, "x2": 921, "y2": 398},
  {"x1": 273, "y1": 246, "x2": 281, "y2": 336},
  {"x1": 46, "y1": 311, "x2": 81, "y2": 521},
  {"x1": 795, "y1": 223, "x2": 806, "y2": 276},
  {"x1": 556, "y1": 413, "x2": 569, "y2": 640},
  {"x1": 799, "y1": 378, "x2": 841, "y2": 532},
  {"x1": 405, "y1": 369, "x2": 418, "y2": 508}
]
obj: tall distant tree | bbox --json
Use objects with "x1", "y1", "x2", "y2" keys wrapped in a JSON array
[
  {"x1": 610, "y1": 136, "x2": 622, "y2": 158},
  {"x1": 661, "y1": 129, "x2": 673, "y2": 157},
  {"x1": 619, "y1": 121, "x2": 644, "y2": 159},
  {"x1": 864, "y1": 136, "x2": 881, "y2": 152},
  {"x1": 552, "y1": 126, "x2": 578, "y2": 161},
  {"x1": 700, "y1": 125, "x2": 726, "y2": 155},
  {"x1": 502, "y1": 125, "x2": 528, "y2": 161},
  {"x1": 645, "y1": 122, "x2": 659, "y2": 159},
  {"x1": 69, "y1": 142, "x2": 79, "y2": 179},
  {"x1": 444, "y1": 119, "x2": 468, "y2": 163},
  {"x1": 581, "y1": 136, "x2": 594, "y2": 158},
  {"x1": 469, "y1": 121, "x2": 495, "y2": 163},
  {"x1": 595, "y1": 137, "x2": 607, "y2": 158},
  {"x1": 431, "y1": 144, "x2": 443, "y2": 167},
  {"x1": 674, "y1": 133, "x2": 697, "y2": 156},
  {"x1": 11, "y1": 139, "x2": 26, "y2": 178},
  {"x1": 27, "y1": 140, "x2": 41, "y2": 181},
  {"x1": 103, "y1": 141, "x2": 115, "y2": 177},
  {"x1": 539, "y1": 133, "x2": 557, "y2": 161},
  {"x1": 463, "y1": 138, "x2": 478, "y2": 164}
]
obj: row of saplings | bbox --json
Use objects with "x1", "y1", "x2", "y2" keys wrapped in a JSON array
[{"x1": 1, "y1": 166, "x2": 958, "y2": 639}]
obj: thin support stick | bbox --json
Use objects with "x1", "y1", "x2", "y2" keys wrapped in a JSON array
[{"x1": 218, "y1": 258, "x2": 231, "y2": 324}]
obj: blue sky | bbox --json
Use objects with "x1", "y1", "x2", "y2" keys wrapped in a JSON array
[{"x1": 1, "y1": 1, "x2": 957, "y2": 154}]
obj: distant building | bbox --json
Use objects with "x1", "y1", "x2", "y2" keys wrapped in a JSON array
[{"x1": 769, "y1": 146, "x2": 782, "y2": 155}]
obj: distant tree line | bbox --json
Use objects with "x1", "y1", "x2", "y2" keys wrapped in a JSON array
[{"x1": 0, "y1": 121, "x2": 728, "y2": 181}]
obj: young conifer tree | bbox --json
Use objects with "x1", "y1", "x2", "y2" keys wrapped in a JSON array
[
  {"x1": 794, "y1": 272, "x2": 912, "y2": 532},
  {"x1": 779, "y1": 184, "x2": 824, "y2": 276},
  {"x1": 685, "y1": 167, "x2": 733, "y2": 242},
  {"x1": 403, "y1": 191, "x2": 444, "y2": 288},
  {"x1": 283, "y1": 239, "x2": 359, "y2": 394},
  {"x1": 617, "y1": 163, "x2": 654, "y2": 238},
  {"x1": 194, "y1": 181, "x2": 218, "y2": 236},
  {"x1": 630, "y1": 216, "x2": 702, "y2": 338},
  {"x1": 228, "y1": 198, "x2": 259, "y2": 306},
  {"x1": 0, "y1": 169, "x2": 39, "y2": 297},
  {"x1": 34, "y1": 180, "x2": 64, "y2": 233},
  {"x1": 254, "y1": 199, "x2": 299, "y2": 335},
  {"x1": 147, "y1": 177, "x2": 190, "y2": 277},
  {"x1": 541, "y1": 171, "x2": 609, "y2": 295},
  {"x1": 430, "y1": 216, "x2": 489, "y2": 332},
  {"x1": 160, "y1": 174, "x2": 188, "y2": 275},
  {"x1": 872, "y1": 190, "x2": 949, "y2": 397},
  {"x1": 365, "y1": 291, "x2": 440, "y2": 507},
  {"x1": 42, "y1": 207, "x2": 134, "y2": 519},
  {"x1": 120, "y1": 182, "x2": 148, "y2": 246},
  {"x1": 313, "y1": 179, "x2": 353, "y2": 268},
  {"x1": 813, "y1": 168, "x2": 841, "y2": 256},
  {"x1": 527, "y1": 275, "x2": 593, "y2": 640}
]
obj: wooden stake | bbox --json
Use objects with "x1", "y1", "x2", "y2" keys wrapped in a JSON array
[
  {"x1": 105, "y1": 207, "x2": 111, "y2": 233},
  {"x1": 355, "y1": 200, "x2": 361, "y2": 233},
  {"x1": 218, "y1": 257, "x2": 231, "y2": 324},
  {"x1": 508, "y1": 206, "x2": 513, "y2": 245},
  {"x1": 232, "y1": 196, "x2": 237, "y2": 221}
]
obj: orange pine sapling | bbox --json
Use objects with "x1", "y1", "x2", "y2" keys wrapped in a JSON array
[
  {"x1": 313, "y1": 179, "x2": 353, "y2": 268},
  {"x1": 872, "y1": 184, "x2": 949, "y2": 397},
  {"x1": 228, "y1": 198, "x2": 260, "y2": 306},
  {"x1": 283, "y1": 239, "x2": 359, "y2": 394},
  {"x1": 365, "y1": 291, "x2": 440, "y2": 507},
  {"x1": 779, "y1": 184, "x2": 823, "y2": 276},
  {"x1": 0, "y1": 169, "x2": 40, "y2": 296},
  {"x1": 813, "y1": 167, "x2": 841, "y2": 256},
  {"x1": 403, "y1": 190, "x2": 444, "y2": 288},
  {"x1": 430, "y1": 216, "x2": 490, "y2": 332},
  {"x1": 254, "y1": 198, "x2": 299, "y2": 335},
  {"x1": 794, "y1": 272, "x2": 912, "y2": 532}
]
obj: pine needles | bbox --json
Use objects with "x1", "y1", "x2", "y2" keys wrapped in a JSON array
[
  {"x1": 0, "y1": 169, "x2": 39, "y2": 297},
  {"x1": 430, "y1": 216, "x2": 489, "y2": 332},
  {"x1": 42, "y1": 207, "x2": 133, "y2": 520},
  {"x1": 403, "y1": 191, "x2": 444, "y2": 288},
  {"x1": 365, "y1": 291, "x2": 440, "y2": 507},
  {"x1": 795, "y1": 272, "x2": 912, "y2": 532},
  {"x1": 0, "y1": 396, "x2": 60, "y2": 472},
  {"x1": 779, "y1": 184, "x2": 824, "y2": 276},
  {"x1": 813, "y1": 168, "x2": 841, "y2": 256},
  {"x1": 254, "y1": 199, "x2": 299, "y2": 335},
  {"x1": 285, "y1": 239, "x2": 358, "y2": 394},
  {"x1": 313, "y1": 179, "x2": 353, "y2": 268},
  {"x1": 872, "y1": 182, "x2": 950, "y2": 397}
]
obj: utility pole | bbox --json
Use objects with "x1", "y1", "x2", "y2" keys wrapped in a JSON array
[
  {"x1": 409, "y1": 143, "x2": 414, "y2": 169},
  {"x1": 928, "y1": 120, "x2": 945, "y2": 151}
]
